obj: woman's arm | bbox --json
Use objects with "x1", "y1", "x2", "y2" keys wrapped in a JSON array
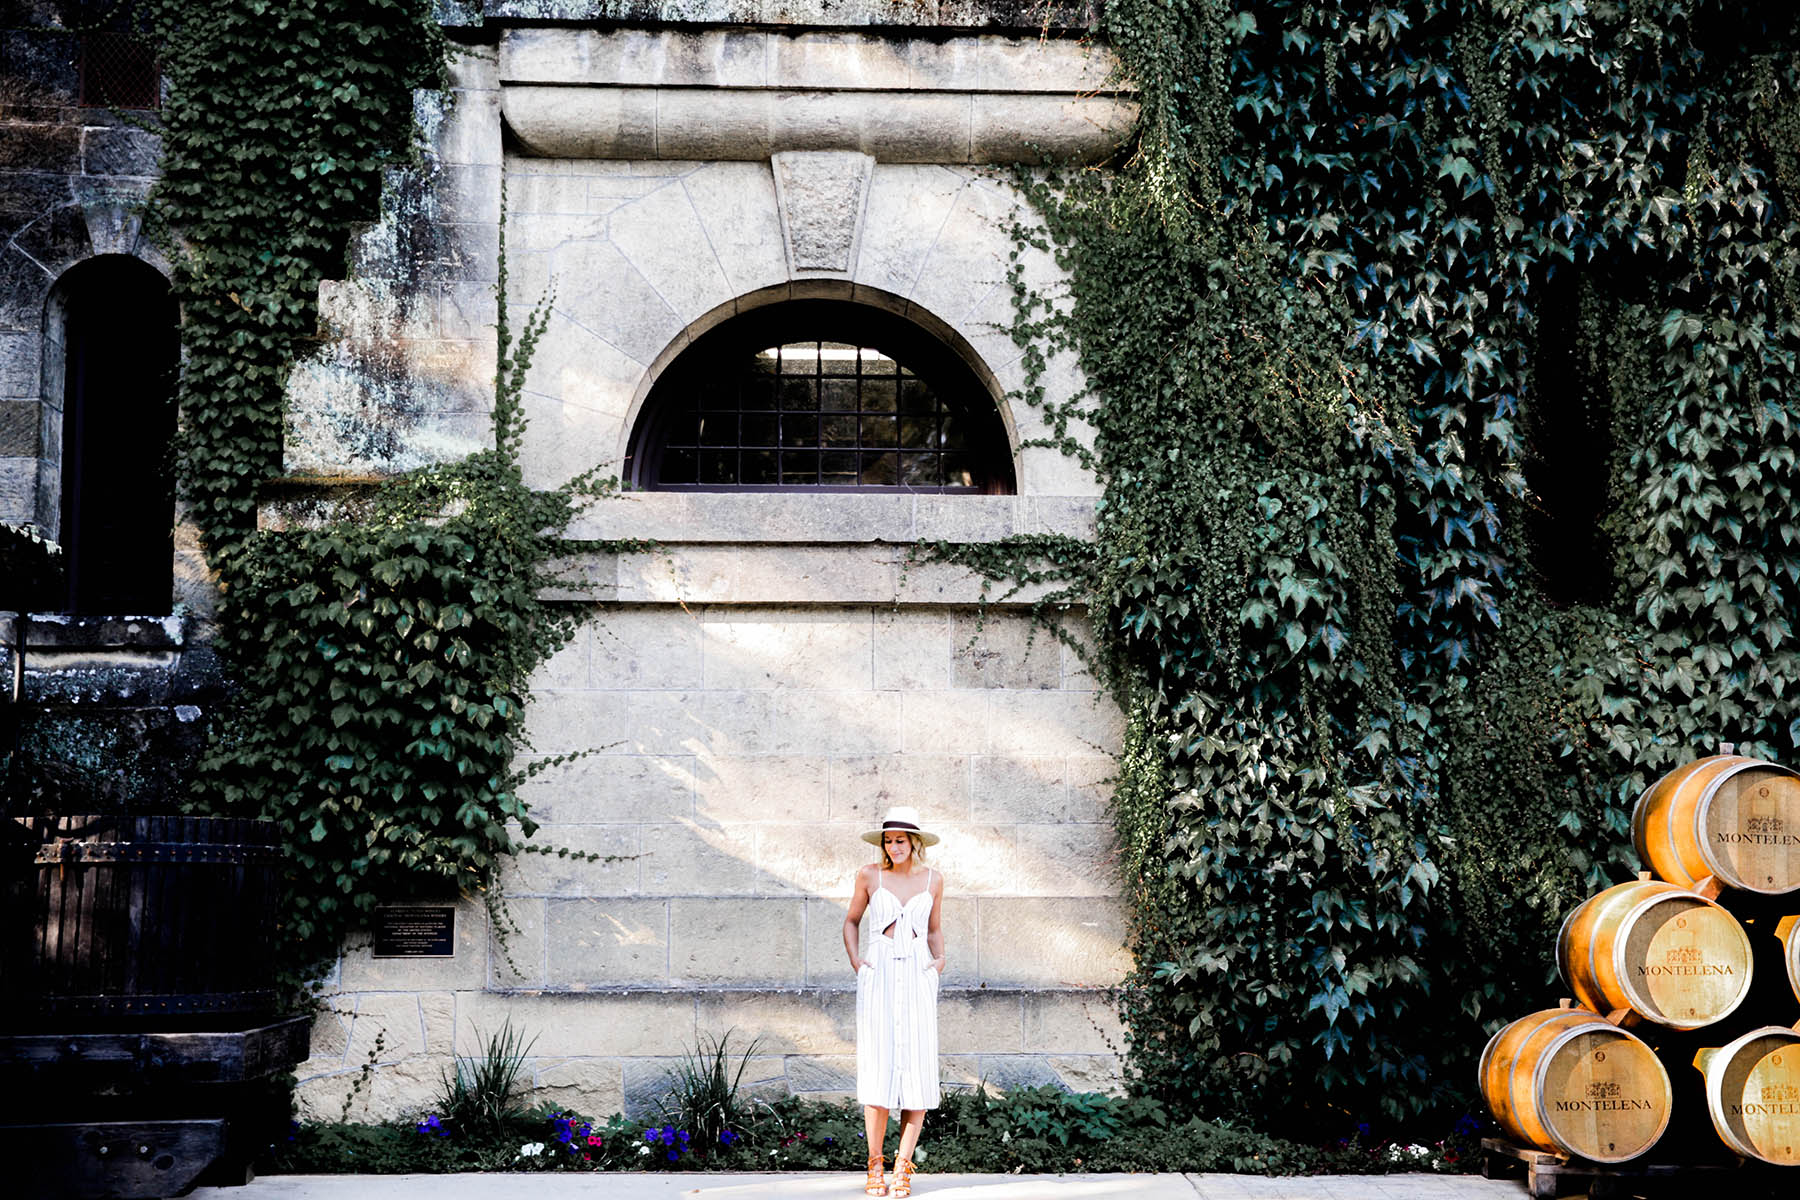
[
  {"x1": 926, "y1": 868, "x2": 945, "y2": 972},
  {"x1": 843, "y1": 863, "x2": 873, "y2": 973}
]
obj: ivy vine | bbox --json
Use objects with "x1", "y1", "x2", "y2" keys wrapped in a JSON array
[{"x1": 973, "y1": 0, "x2": 1800, "y2": 1126}]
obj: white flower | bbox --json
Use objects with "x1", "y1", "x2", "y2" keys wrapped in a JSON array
[{"x1": 516, "y1": 1142, "x2": 545, "y2": 1160}]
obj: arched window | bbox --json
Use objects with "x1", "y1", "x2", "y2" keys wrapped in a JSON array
[
  {"x1": 52, "y1": 256, "x2": 178, "y2": 615},
  {"x1": 626, "y1": 301, "x2": 1015, "y2": 493}
]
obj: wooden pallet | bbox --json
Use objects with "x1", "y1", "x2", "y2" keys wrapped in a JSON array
[{"x1": 1478, "y1": 1137, "x2": 1792, "y2": 1199}]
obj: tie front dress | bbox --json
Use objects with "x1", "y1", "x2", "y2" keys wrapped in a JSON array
[{"x1": 856, "y1": 870, "x2": 941, "y2": 1111}]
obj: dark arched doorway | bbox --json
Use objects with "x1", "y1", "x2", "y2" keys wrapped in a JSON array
[{"x1": 53, "y1": 255, "x2": 178, "y2": 615}]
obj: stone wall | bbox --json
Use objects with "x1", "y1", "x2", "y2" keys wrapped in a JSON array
[{"x1": 286, "y1": 18, "x2": 1137, "y2": 1120}]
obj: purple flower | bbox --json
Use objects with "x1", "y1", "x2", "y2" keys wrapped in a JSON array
[
  {"x1": 659, "y1": 1128, "x2": 675, "y2": 1146},
  {"x1": 416, "y1": 1115, "x2": 446, "y2": 1137},
  {"x1": 720, "y1": 1129, "x2": 738, "y2": 1146},
  {"x1": 678, "y1": 1130, "x2": 690, "y2": 1144},
  {"x1": 644, "y1": 1129, "x2": 657, "y2": 1143},
  {"x1": 666, "y1": 1149, "x2": 680, "y2": 1162}
]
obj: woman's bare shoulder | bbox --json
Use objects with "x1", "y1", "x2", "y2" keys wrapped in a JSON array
[{"x1": 854, "y1": 861, "x2": 880, "y2": 887}]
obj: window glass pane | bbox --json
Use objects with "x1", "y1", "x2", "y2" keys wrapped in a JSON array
[
  {"x1": 663, "y1": 448, "x2": 698, "y2": 483},
  {"x1": 781, "y1": 416, "x2": 819, "y2": 447},
  {"x1": 820, "y1": 341, "x2": 860, "y2": 375},
  {"x1": 741, "y1": 414, "x2": 778, "y2": 447},
  {"x1": 751, "y1": 348, "x2": 780, "y2": 374},
  {"x1": 780, "y1": 378, "x2": 816, "y2": 411},
  {"x1": 820, "y1": 377, "x2": 858, "y2": 411},
  {"x1": 700, "y1": 449, "x2": 737, "y2": 484},
  {"x1": 822, "y1": 414, "x2": 858, "y2": 447},
  {"x1": 940, "y1": 413, "x2": 967, "y2": 449},
  {"x1": 860, "y1": 378, "x2": 897, "y2": 412},
  {"x1": 860, "y1": 348, "x2": 897, "y2": 376},
  {"x1": 697, "y1": 413, "x2": 736, "y2": 444},
  {"x1": 899, "y1": 452, "x2": 940, "y2": 487},
  {"x1": 861, "y1": 414, "x2": 898, "y2": 446},
  {"x1": 781, "y1": 451, "x2": 819, "y2": 483},
  {"x1": 899, "y1": 376, "x2": 937, "y2": 412},
  {"x1": 666, "y1": 412, "x2": 703, "y2": 446},
  {"x1": 778, "y1": 343, "x2": 820, "y2": 373},
  {"x1": 741, "y1": 450, "x2": 779, "y2": 484},
  {"x1": 860, "y1": 451, "x2": 898, "y2": 485},
  {"x1": 740, "y1": 379, "x2": 778, "y2": 411},
  {"x1": 820, "y1": 451, "x2": 857, "y2": 484},
  {"x1": 942, "y1": 452, "x2": 974, "y2": 488},
  {"x1": 899, "y1": 417, "x2": 934, "y2": 448}
]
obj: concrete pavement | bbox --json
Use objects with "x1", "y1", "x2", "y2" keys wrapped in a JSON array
[{"x1": 190, "y1": 1172, "x2": 1523, "y2": 1198}]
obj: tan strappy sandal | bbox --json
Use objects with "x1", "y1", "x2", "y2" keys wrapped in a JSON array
[
  {"x1": 864, "y1": 1154, "x2": 888, "y2": 1196},
  {"x1": 891, "y1": 1156, "x2": 916, "y2": 1198}
]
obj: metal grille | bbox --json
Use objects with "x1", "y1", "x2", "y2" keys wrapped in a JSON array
[
  {"x1": 79, "y1": 32, "x2": 160, "y2": 109},
  {"x1": 656, "y1": 341, "x2": 981, "y2": 490}
]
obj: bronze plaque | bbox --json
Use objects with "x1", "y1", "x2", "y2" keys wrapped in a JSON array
[{"x1": 372, "y1": 906, "x2": 455, "y2": 958}]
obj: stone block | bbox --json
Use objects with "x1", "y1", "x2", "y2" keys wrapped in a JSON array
[
  {"x1": 544, "y1": 236, "x2": 683, "y2": 366},
  {"x1": 901, "y1": 690, "x2": 989, "y2": 754},
  {"x1": 547, "y1": 897, "x2": 670, "y2": 985},
  {"x1": 934, "y1": 896, "x2": 980, "y2": 985},
  {"x1": 805, "y1": 896, "x2": 858, "y2": 986},
  {"x1": 431, "y1": 162, "x2": 502, "y2": 226},
  {"x1": 0, "y1": 456, "x2": 37, "y2": 522},
  {"x1": 975, "y1": 1053, "x2": 1061, "y2": 1093},
  {"x1": 519, "y1": 752, "x2": 695, "y2": 824},
  {"x1": 976, "y1": 34, "x2": 1119, "y2": 93},
  {"x1": 1063, "y1": 755, "x2": 1115, "y2": 823},
  {"x1": 590, "y1": 605, "x2": 704, "y2": 689},
  {"x1": 755, "y1": 820, "x2": 873, "y2": 896},
  {"x1": 769, "y1": 32, "x2": 912, "y2": 91},
  {"x1": 1046, "y1": 1053, "x2": 1125, "y2": 1095},
  {"x1": 298, "y1": 1007, "x2": 351, "y2": 1074},
  {"x1": 784, "y1": 1054, "x2": 856, "y2": 1094},
  {"x1": 773, "y1": 149, "x2": 873, "y2": 274},
  {"x1": 421, "y1": 992, "x2": 456, "y2": 1054},
  {"x1": 641, "y1": 821, "x2": 757, "y2": 895},
  {"x1": 908, "y1": 181, "x2": 1013, "y2": 326},
  {"x1": 517, "y1": 397, "x2": 626, "y2": 491},
  {"x1": 854, "y1": 165, "x2": 968, "y2": 299},
  {"x1": 969, "y1": 94, "x2": 1137, "y2": 166},
  {"x1": 700, "y1": 609, "x2": 873, "y2": 691},
  {"x1": 987, "y1": 690, "x2": 1124, "y2": 756},
  {"x1": 501, "y1": 823, "x2": 641, "y2": 895},
  {"x1": 872, "y1": 609, "x2": 952, "y2": 691},
  {"x1": 936, "y1": 989, "x2": 1024, "y2": 1055},
  {"x1": 504, "y1": 169, "x2": 593, "y2": 218},
  {"x1": 829, "y1": 753, "x2": 971, "y2": 823},
  {"x1": 340, "y1": 897, "x2": 488, "y2": 991},
  {"x1": 490, "y1": 896, "x2": 546, "y2": 988},
  {"x1": 697, "y1": 689, "x2": 903, "y2": 757},
  {"x1": 0, "y1": 398, "x2": 38, "y2": 455},
  {"x1": 522, "y1": 690, "x2": 633, "y2": 754},
  {"x1": 912, "y1": 495, "x2": 1021, "y2": 543},
  {"x1": 694, "y1": 990, "x2": 857, "y2": 1055},
  {"x1": 976, "y1": 897, "x2": 1131, "y2": 987},
  {"x1": 457, "y1": 990, "x2": 697, "y2": 1057},
  {"x1": 0, "y1": 332, "x2": 39, "y2": 397},
  {"x1": 939, "y1": 1054, "x2": 984, "y2": 1093},
  {"x1": 609, "y1": 178, "x2": 739, "y2": 323},
  {"x1": 903, "y1": 35, "x2": 982, "y2": 90},
  {"x1": 1023, "y1": 991, "x2": 1124, "y2": 1056},
  {"x1": 952, "y1": 611, "x2": 1061, "y2": 690},
  {"x1": 527, "y1": 623, "x2": 591, "y2": 690},
  {"x1": 436, "y1": 80, "x2": 502, "y2": 168},
  {"x1": 668, "y1": 897, "x2": 805, "y2": 984},
  {"x1": 675, "y1": 163, "x2": 791, "y2": 297},
  {"x1": 623, "y1": 1056, "x2": 683, "y2": 1118},
  {"x1": 695, "y1": 754, "x2": 830, "y2": 823},
  {"x1": 1013, "y1": 822, "x2": 1118, "y2": 897},
  {"x1": 970, "y1": 755, "x2": 1066, "y2": 823},
  {"x1": 503, "y1": 85, "x2": 657, "y2": 158},
  {"x1": 624, "y1": 691, "x2": 717, "y2": 757},
  {"x1": 532, "y1": 1057, "x2": 626, "y2": 1120},
  {"x1": 1058, "y1": 617, "x2": 1100, "y2": 691},
  {"x1": 925, "y1": 824, "x2": 1018, "y2": 895},
  {"x1": 346, "y1": 992, "x2": 428, "y2": 1062}
]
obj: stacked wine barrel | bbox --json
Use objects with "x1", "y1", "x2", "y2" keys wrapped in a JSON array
[{"x1": 1479, "y1": 753, "x2": 1800, "y2": 1170}]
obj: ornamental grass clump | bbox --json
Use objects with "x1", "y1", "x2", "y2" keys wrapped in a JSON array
[
  {"x1": 653, "y1": 1030, "x2": 763, "y2": 1159},
  {"x1": 435, "y1": 1018, "x2": 534, "y2": 1137}
]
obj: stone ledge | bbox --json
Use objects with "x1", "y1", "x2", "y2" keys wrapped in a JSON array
[
  {"x1": 482, "y1": 0, "x2": 1101, "y2": 32},
  {"x1": 566, "y1": 491, "x2": 1096, "y2": 543}
]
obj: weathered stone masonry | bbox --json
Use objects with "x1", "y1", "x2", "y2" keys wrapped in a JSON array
[{"x1": 4, "y1": 1, "x2": 1139, "y2": 1120}]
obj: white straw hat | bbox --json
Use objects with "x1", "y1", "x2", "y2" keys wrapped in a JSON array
[{"x1": 860, "y1": 805, "x2": 940, "y2": 847}]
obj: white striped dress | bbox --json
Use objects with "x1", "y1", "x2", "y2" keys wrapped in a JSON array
[{"x1": 856, "y1": 869, "x2": 941, "y2": 1111}]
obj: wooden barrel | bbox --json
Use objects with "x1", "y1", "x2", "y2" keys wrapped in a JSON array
[
  {"x1": 11, "y1": 815, "x2": 282, "y2": 1030},
  {"x1": 1478, "y1": 1008, "x2": 1672, "y2": 1162},
  {"x1": 1695, "y1": 1025, "x2": 1800, "y2": 1165},
  {"x1": 1779, "y1": 915, "x2": 1800, "y2": 1006},
  {"x1": 1632, "y1": 755, "x2": 1800, "y2": 894},
  {"x1": 1556, "y1": 878, "x2": 1754, "y2": 1029}
]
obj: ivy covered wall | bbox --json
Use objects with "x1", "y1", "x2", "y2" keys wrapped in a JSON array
[{"x1": 994, "y1": 0, "x2": 1800, "y2": 1124}]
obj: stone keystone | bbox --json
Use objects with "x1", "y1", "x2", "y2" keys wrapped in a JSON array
[{"x1": 772, "y1": 151, "x2": 875, "y2": 275}]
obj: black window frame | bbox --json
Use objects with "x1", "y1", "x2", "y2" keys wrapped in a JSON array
[{"x1": 626, "y1": 301, "x2": 1016, "y2": 495}]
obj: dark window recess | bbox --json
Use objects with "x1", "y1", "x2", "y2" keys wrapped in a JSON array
[
  {"x1": 79, "y1": 32, "x2": 160, "y2": 109},
  {"x1": 59, "y1": 256, "x2": 179, "y2": 616},
  {"x1": 628, "y1": 301, "x2": 1014, "y2": 493},
  {"x1": 1522, "y1": 270, "x2": 1614, "y2": 606}
]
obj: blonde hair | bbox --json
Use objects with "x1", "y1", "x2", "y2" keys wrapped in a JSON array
[{"x1": 880, "y1": 831, "x2": 928, "y2": 871}]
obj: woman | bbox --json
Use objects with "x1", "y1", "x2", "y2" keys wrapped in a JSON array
[{"x1": 844, "y1": 806, "x2": 944, "y2": 1198}]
